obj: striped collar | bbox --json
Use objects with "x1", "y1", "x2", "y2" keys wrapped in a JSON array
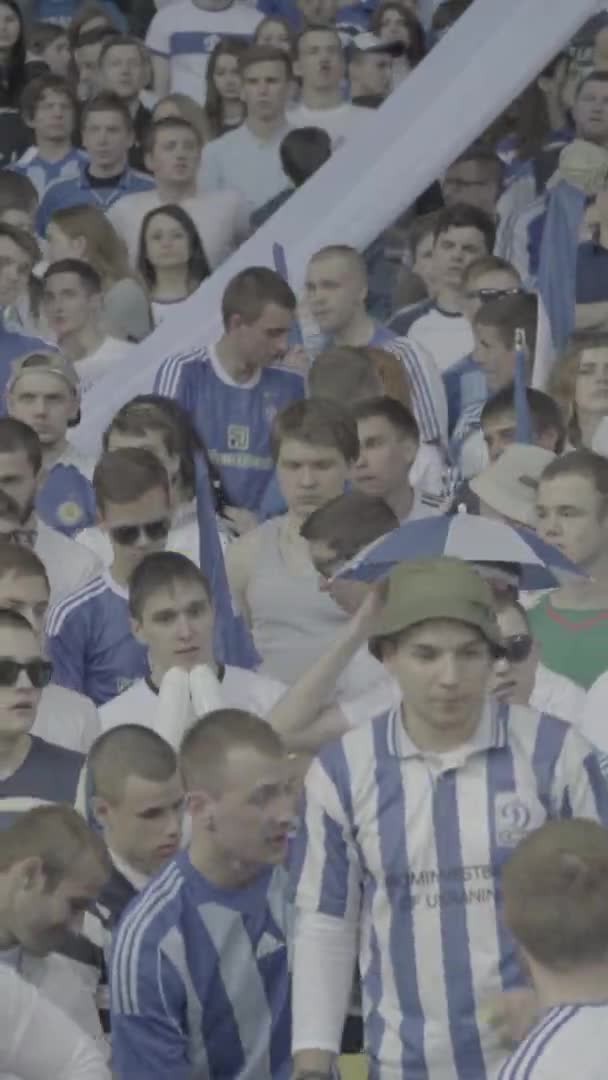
[{"x1": 386, "y1": 698, "x2": 508, "y2": 762}]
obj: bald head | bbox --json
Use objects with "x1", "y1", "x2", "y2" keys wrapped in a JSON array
[{"x1": 305, "y1": 245, "x2": 369, "y2": 335}]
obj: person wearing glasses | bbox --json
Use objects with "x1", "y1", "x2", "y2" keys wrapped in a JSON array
[
  {"x1": 0, "y1": 607, "x2": 85, "y2": 827},
  {"x1": 389, "y1": 204, "x2": 496, "y2": 374},
  {"x1": 492, "y1": 593, "x2": 585, "y2": 726},
  {"x1": 47, "y1": 449, "x2": 173, "y2": 706},
  {"x1": 443, "y1": 255, "x2": 523, "y2": 436}
]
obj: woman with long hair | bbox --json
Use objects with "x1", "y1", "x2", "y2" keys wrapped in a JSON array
[
  {"x1": 254, "y1": 16, "x2": 295, "y2": 54},
  {"x1": 0, "y1": 0, "x2": 26, "y2": 106},
  {"x1": 369, "y1": 2, "x2": 426, "y2": 64},
  {"x1": 136, "y1": 203, "x2": 210, "y2": 326},
  {"x1": 202, "y1": 38, "x2": 248, "y2": 140},
  {"x1": 47, "y1": 204, "x2": 153, "y2": 341},
  {"x1": 548, "y1": 334, "x2": 608, "y2": 452}
]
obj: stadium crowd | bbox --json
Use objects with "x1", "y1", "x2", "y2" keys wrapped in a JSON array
[{"x1": 2, "y1": 0, "x2": 608, "y2": 1077}]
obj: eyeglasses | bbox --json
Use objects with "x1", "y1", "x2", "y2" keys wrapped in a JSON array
[
  {"x1": 501, "y1": 634, "x2": 534, "y2": 663},
  {"x1": 0, "y1": 658, "x2": 53, "y2": 688},
  {"x1": 465, "y1": 287, "x2": 524, "y2": 303},
  {"x1": 109, "y1": 518, "x2": 171, "y2": 546}
]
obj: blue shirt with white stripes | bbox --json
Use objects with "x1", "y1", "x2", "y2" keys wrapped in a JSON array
[
  {"x1": 110, "y1": 851, "x2": 291, "y2": 1080},
  {"x1": 46, "y1": 574, "x2": 148, "y2": 705},
  {"x1": 36, "y1": 162, "x2": 154, "y2": 238},
  {"x1": 363, "y1": 322, "x2": 447, "y2": 446},
  {"x1": 154, "y1": 344, "x2": 305, "y2": 512},
  {"x1": 290, "y1": 702, "x2": 608, "y2": 1080},
  {"x1": 498, "y1": 1002, "x2": 608, "y2": 1079},
  {"x1": 11, "y1": 148, "x2": 86, "y2": 199}
]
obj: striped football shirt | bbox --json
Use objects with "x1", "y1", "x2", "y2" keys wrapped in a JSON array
[{"x1": 290, "y1": 701, "x2": 608, "y2": 1080}]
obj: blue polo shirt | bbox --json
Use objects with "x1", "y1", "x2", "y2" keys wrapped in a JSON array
[{"x1": 36, "y1": 162, "x2": 154, "y2": 238}]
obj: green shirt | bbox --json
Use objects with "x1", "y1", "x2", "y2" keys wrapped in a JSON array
[{"x1": 528, "y1": 594, "x2": 608, "y2": 690}]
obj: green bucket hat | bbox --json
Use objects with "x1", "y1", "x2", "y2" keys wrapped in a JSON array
[{"x1": 370, "y1": 557, "x2": 502, "y2": 646}]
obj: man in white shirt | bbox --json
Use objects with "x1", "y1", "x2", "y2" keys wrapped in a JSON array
[
  {"x1": 40, "y1": 259, "x2": 133, "y2": 400},
  {"x1": 0, "y1": 541, "x2": 100, "y2": 753},
  {"x1": 390, "y1": 203, "x2": 497, "y2": 374},
  {"x1": 145, "y1": 0, "x2": 263, "y2": 104},
  {"x1": 0, "y1": 805, "x2": 110, "y2": 1052},
  {"x1": 498, "y1": 818, "x2": 608, "y2": 1080},
  {"x1": 352, "y1": 395, "x2": 443, "y2": 520},
  {"x1": 290, "y1": 557, "x2": 608, "y2": 1080},
  {"x1": 0, "y1": 417, "x2": 100, "y2": 604},
  {"x1": 288, "y1": 26, "x2": 370, "y2": 147},
  {"x1": 199, "y1": 45, "x2": 294, "y2": 214},
  {"x1": 108, "y1": 116, "x2": 249, "y2": 267}
]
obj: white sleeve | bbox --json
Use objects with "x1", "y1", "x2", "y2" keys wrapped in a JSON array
[
  {"x1": 292, "y1": 910, "x2": 358, "y2": 1055},
  {"x1": 581, "y1": 675, "x2": 608, "y2": 754},
  {"x1": 0, "y1": 967, "x2": 110, "y2": 1080}
]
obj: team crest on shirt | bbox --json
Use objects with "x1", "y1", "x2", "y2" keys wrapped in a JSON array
[
  {"x1": 494, "y1": 794, "x2": 531, "y2": 847},
  {"x1": 262, "y1": 394, "x2": 279, "y2": 425},
  {"x1": 227, "y1": 425, "x2": 250, "y2": 451},
  {"x1": 57, "y1": 501, "x2": 84, "y2": 527}
]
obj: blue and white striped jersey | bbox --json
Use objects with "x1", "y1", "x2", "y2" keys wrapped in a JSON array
[
  {"x1": 364, "y1": 323, "x2": 448, "y2": 446},
  {"x1": 290, "y1": 702, "x2": 608, "y2": 1080},
  {"x1": 110, "y1": 851, "x2": 291, "y2": 1080},
  {"x1": 46, "y1": 574, "x2": 148, "y2": 706},
  {"x1": 498, "y1": 1003, "x2": 608, "y2": 1079},
  {"x1": 154, "y1": 344, "x2": 305, "y2": 512}
]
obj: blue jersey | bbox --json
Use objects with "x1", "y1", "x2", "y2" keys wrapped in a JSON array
[
  {"x1": 154, "y1": 345, "x2": 305, "y2": 511},
  {"x1": 11, "y1": 148, "x2": 86, "y2": 199},
  {"x1": 30, "y1": 0, "x2": 126, "y2": 26},
  {"x1": 576, "y1": 240, "x2": 608, "y2": 304},
  {"x1": 443, "y1": 351, "x2": 488, "y2": 435},
  {"x1": 46, "y1": 575, "x2": 148, "y2": 706},
  {"x1": 36, "y1": 163, "x2": 154, "y2": 238},
  {"x1": 36, "y1": 463, "x2": 96, "y2": 538},
  {"x1": 290, "y1": 702, "x2": 608, "y2": 1080},
  {"x1": 111, "y1": 851, "x2": 291, "y2": 1080},
  {"x1": 0, "y1": 735, "x2": 84, "y2": 828}
]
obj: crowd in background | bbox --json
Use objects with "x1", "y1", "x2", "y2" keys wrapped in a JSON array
[{"x1": 2, "y1": 0, "x2": 608, "y2": 1078}]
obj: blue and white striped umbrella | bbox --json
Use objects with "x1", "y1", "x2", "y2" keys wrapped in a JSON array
[{"x1": 334, "y1": 513, "x2": 584, "y2": 590}]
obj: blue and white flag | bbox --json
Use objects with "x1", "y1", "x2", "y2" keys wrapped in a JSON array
[
  {"x1": 533, "y1": 180, "x2": 587, "y2": 389},
  {"x1": 194, "y1": 454, "x2": 259, "y2": 669}
]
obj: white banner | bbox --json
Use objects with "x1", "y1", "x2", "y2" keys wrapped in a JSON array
[{"x1": 75, "y1": 0, "x2": 599, "y2": 455}]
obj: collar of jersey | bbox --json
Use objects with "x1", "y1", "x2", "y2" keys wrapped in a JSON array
[
  {"x1": 208, "y1": 342, "x2": 262, "y2": 389},
  {"x1": 145, "y1": 664, "x2": 226, "y2": 695},
  {"x1": 102, "y1": 570, "x2": 129, "y2": 600},
  {"x1": 387, "y1": 698, "x2": 508, "y2": 762}
]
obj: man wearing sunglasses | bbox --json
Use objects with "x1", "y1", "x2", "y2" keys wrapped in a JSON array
[
  {"x1": 0, "y1": 607, "x2": 85, "y2": 828},
  {"x1": 47, "y1": 449, "x2": 173, "y2": 706}
]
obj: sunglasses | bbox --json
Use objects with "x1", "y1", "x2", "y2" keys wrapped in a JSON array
[
  {"x1": 465, "y1": 287, "x2": 524, "y2": 302},
  {"x1": 501, "y1": 634, "x2": 534, "y2": 663},
  {"x1": 0, "y1": 657, "x2": 53, "y2": 688},
  {"x1": 109, "y1": 518, "x2": 171, "y2": 546}
]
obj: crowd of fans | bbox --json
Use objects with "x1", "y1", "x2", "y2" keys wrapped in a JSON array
[{"x1": 2, "y1": 0, "x2": 608, "y2": 1077}]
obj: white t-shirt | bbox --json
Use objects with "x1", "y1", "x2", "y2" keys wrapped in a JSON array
[
  {"x1": 99, "y1": 665, "x2": 286, "y2": 733},
  {"x1": 108, "y1": 188, "x2": 249, "y2": 269},
  {"x1": 198, "y1": 123, "x2": 292, "y2": 214},
  {"x1": 530, "y1": 663, "x2": 586, "y2": 726},
  {"x1": 498, "y1": 1002, "x2": 608, "y2": 1080},
  {"x1": 151, "y1": 297, "x2": 195, "y2": 326},
  {"x1": 75, "y1": 337, "x2": 134, "y2": 397},
  {"x1": 287, "y1": 102, "x2": 370, "y2": 148},
  {"x1": 32, "y1": 683, "x2": 100, "y2": 754},
  {"x1": 58, "y1": 441, "x2": 96, "y2": 482},
  {"x1": 0, "y1": 967, "x2": 109, "y2": 1080},
  {"x1": 36, "y1": 519, "x2": 101, "y2": 606},
  {"x1": 581, "y1": 670, "x2": 608, "y2": 752},
  {"x1": 405, "y1": 305, "x2": 474, "y2": 375},
  {"x1": 145, "y1": 0, "x2": 263, "y2": 104}
]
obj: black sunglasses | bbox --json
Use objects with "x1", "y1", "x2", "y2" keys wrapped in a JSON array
[
  {"x1": 465, "y1": 287, "x2": 524, "y2": 302},
  {"x1": 109, "y1": 518, "x2": 171, "y2": 547},
  {"x1": 502, "y1": 634, "x2": 534, "y2": 663},
  {"x1": 0, "y1": 657, "x2": 53, "y2": 688}
]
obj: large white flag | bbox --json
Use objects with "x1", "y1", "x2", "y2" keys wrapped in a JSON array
[{"x1": 74, "y1": 0, "x2": 599, "y2": 455}]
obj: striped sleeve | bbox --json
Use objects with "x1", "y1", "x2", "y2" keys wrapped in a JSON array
[
  {"x1": 384, "y1": 337, "x2": 448, "y2": 445},
  {"x1": 551, "y1": 722, "x2": 608, "y2": 824},
  {"x1": 153, "y1": 348, "x2": 203, "y2": 401},
  {"x1": 110, "y1": 869, "x2": 191, "y2": 1080},
  {"x1": 290, "y1": 751, "x2": 362, "y2": 923}
]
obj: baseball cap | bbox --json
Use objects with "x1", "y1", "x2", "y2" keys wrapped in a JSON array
[
  {"x1": 8, "y1": 351, "x2": 80, "y2": 395},
  {"x1": 348, "y1": 32, "x2": 406, "y2": 57},
  {"x1": 470, "y1": 445, "x2": 555, "y2": 527},
  {"x1": 369, "y1": 556, "x2": 502, "y2": 647}
]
